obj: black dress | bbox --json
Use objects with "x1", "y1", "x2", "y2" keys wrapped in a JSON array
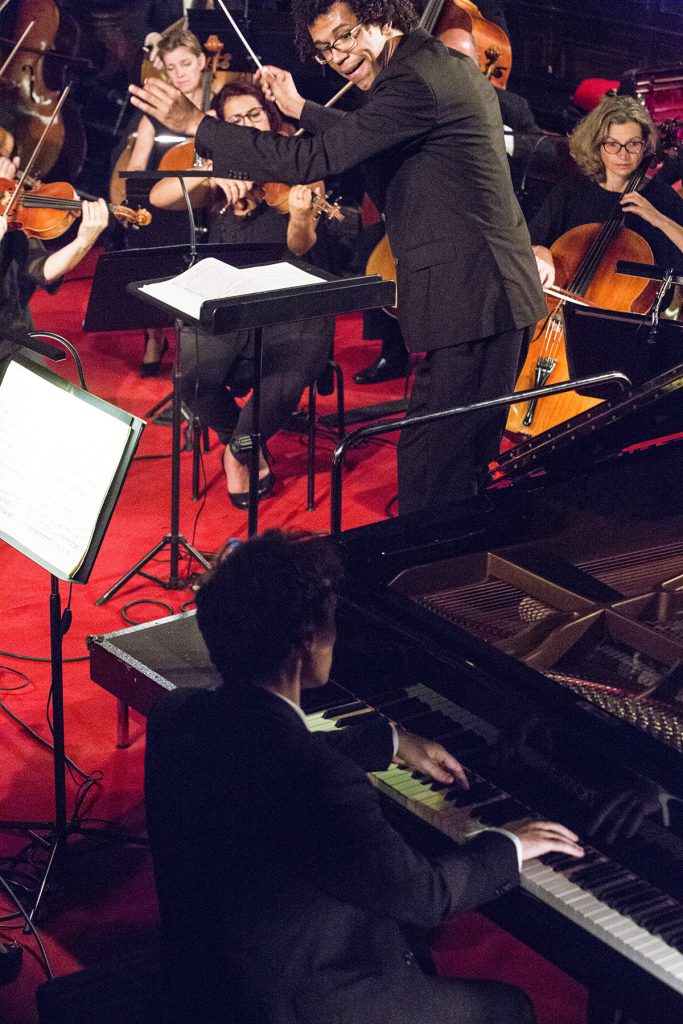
[
  {"x1": 529, "y1": 171, "x2": 683, "y2": 273},
  {"x1": 179, "y1": 199, "x2": 333, "y2": 452}
]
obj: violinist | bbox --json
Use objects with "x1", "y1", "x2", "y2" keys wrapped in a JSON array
[
  {"x1": 0, "y1": 156, "x2": 108, "y2": 336},
  {"x1": 530, "y1": 94, "x2": 683, "y2": 289},
  {"x1": 126, "y1": 24, "x2": 208, "y2": 376},
  {"x1": 149, "y1": 83, "x2": 333, "y2": 509},
  {"x1": 130, "y1": 0, "x2": 546, "y2": 516}
]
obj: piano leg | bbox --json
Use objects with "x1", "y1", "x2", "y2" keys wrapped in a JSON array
[{"x1": 117, "y1": 699, "x2": 130, "y2": 749}]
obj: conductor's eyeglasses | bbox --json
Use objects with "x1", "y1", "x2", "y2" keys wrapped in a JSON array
[
  {"x1": 313, "y1": 24, "x2": 364, "y2": 65},
  {"x1": 226, "y1": 106, "x2": 267, "y2": 125},
  {"x1": 601, "y1": 138, "x2": 645, "y2": 155}
]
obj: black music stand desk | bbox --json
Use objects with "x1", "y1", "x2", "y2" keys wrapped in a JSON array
[{"x1": 130, "y1": 257, "x2": 395, "y2": 538}]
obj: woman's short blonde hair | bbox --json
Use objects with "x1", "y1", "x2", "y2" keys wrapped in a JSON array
[
  {"x1": 158, "y1": 26, "x2": 203, "y2": 60},
  {"x1": 569, "y1": 94, "x2": 656, "y2": 181}
]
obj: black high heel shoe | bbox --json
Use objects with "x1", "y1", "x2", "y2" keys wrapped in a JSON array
[
  {"x1": 228, "y1": 470, "x2": 276, "y2": 510},
  {"x1": 139, "y1": 336, "x2": 169, "y2": 378},
  {"x1": 224, "y1": 438, "x2": 276, "y2": 509}
]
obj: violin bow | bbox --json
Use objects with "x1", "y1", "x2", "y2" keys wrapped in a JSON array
[
  {"x1": 0, "y1": 17, "x2": 34, "y2": 80},
  {"x1": 213, "y1": 0, "x2": 263, "y2": 70},
  {"x1": 213, "y1": 0, "x2": 353, "y2": 115},
  {"x1": 1, "y1": 84, "x2": 70, "y2": 223}
]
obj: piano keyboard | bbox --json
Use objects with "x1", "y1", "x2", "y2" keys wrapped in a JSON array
[{"x1": 305, "y1": 682, "x2": 683, "y2": 996}]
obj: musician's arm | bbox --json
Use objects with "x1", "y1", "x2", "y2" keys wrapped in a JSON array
[
  {"x1": 150, "y1": 172, "x2": 214, "y2": 211},
  {"x1": 126, "y1": 115, "x2": 157, "y2": 173},
  {"x1": 622, "y1": 189, "x2": 683, "y2": 257},
  {"x1": 194, "y1": 66, "x2": 434, "y2": 184},
  {"x1": 300, "y1": 101, "x2": 348, "y2": 134}
]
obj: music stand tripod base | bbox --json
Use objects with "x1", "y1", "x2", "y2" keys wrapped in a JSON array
[{"x1": 97, "y1": 317, "x2": 211, "y2": 605}]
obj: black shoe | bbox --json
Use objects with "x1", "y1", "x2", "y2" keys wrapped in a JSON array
[
  {"x1": 228, "y1": 471, "x2": 276, "y2": 510},
  {"x1": 139, "y1": 338, "x2": 169, "y2": 378},
  {"x1": 353, "y1": 355, "x2": 408, "y2": 385}
]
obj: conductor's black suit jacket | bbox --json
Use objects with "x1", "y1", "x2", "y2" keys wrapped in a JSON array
[
  {"x1": 195, "y1": 29, "x2": 546, "y2": 354},
  {"x1": 145, "y1": 684, "x2": 519, "y2": 1024}
]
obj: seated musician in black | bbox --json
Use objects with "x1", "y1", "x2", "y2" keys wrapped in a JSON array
[
  {"x1": 145, "y1": 528, "x2": 584, "y2": 1024},
  {"x1": 530, "y1": 94, "x2": 683, "y2": 288},
  {"x1": 0, "y1": 155, "x2": 108, "y2": 337},
  {"x1": 150, "y1": 83, "x2": 333, "y2": 508}
]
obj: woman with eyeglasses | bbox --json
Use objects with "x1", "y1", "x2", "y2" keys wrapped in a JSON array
[
  {"x1": 530, "y1": 94, "x2": 683, "y2": 288},
  {"x1": 149, "y1": 82, "x2": 333, "y2": 508}
]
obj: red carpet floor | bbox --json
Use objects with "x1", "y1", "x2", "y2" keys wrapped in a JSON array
[{"x1": 0, "y1": 252, "x2": 587, "y2": 1023}]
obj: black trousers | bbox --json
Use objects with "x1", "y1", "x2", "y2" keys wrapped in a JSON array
[
  {"x1": 179, "y1": 317, "x2": 333, "y2": 450},
  {"x1": 397, "y1": 327, "x2": 525, "y2": 515}
]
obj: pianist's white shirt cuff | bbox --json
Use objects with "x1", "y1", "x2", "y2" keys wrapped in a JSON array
[
  {"x1": 390, "y1": 723, "x2": 399, "y2": 758},
  {"x1": 484, "y1": 827, "x2": 523, "y2": 870}
]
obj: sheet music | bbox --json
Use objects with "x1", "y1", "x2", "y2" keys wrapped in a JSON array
[
  {"x1": 140, "y1": 257, "x2": 325, "y2": 320},
  {"x1": 0, "y1": 361, "x2": 132, "y2": 579}
]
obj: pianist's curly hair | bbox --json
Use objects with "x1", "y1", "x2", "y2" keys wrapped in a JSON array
[
  {"x1": 196, "y1": 529, "x2": 343, "y2": 688},
  {"x1": 291, "y1": 0, "x2": 418, "y2": 60}
]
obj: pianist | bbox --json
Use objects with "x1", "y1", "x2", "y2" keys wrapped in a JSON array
[{"x1": 144, "y1": 529, "x2": 584, "y2": 1024}]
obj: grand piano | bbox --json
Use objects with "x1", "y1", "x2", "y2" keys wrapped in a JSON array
[{"x1": 89, "y1": 363, "x2": 683, "y2": 1024}]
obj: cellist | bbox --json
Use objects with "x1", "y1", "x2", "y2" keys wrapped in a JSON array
[{"x1": 530, "y1": 94, "x2": 683, "y2": 289}]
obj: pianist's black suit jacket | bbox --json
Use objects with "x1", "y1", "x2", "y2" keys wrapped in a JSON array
[
  {"x1": 145, "y1": 684, "x2": 519, "y2": 1024},
  {"x1": 195, "y1": 29, "x2": 545, "y2": 354}
]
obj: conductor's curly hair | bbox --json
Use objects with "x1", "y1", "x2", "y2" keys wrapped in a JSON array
[
  {"x1": 291, "y1": 0, "x2": 418, "y2": 60},
  {"x1": 196, "y1": 529, "x2": 343, "y2": 687}
]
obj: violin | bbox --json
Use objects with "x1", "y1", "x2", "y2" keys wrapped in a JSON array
[
  {"x1": 232, "y1": 180, "x2": 344, "y2": 223},
  {"x1": 0, "y1": 178, "x2": 151, "y2": 238}
]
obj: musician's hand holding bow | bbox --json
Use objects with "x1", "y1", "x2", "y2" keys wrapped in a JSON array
[
  {"x1": 0, "y1": 156, "x2": 19, "y2": 181},
  {"x1": 214, "y1": 177, "x2": 255, "y2": 208},
  {"x1": 256, "y1": 66, "x2": 305, "y2": 120},
  {"x1": 533, "y1": 245, "x2": 555, "y2": 287},
  {"x1": 393, "y1": 729, "x2": 469, "y2": 788},
  {"x1": 129, "y1": 78, "x2": 205, "y2": 138}
]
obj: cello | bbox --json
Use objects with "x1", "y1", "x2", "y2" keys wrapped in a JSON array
[
  {"x1": 0, "y1": 0, "x2": 65, "y2": 179},
  {"x1": 506, "y1": 157, "x2": 658, "y2": 439},
  {"x1": 419, "y1": 0, "x2": 511, "y2": 88}
]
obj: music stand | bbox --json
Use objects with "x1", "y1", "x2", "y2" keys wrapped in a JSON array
[
  {"x1": 88, "y1": 242, "x2": 292, "y2": 605},
  {"x1": 130, "y1": 256, "x2": 394, "y2": 537},
  {"x1": 0, "y1": 356, "x2": 144, "y2": 921}
]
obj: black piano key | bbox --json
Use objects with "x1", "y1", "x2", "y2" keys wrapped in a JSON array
[
  {"x1": 623, "y1": 895, "x2": 674, "y2": 920},
  {"x1": 476, "y1": 798, "x2": 527, "y2": 825},
  {"x1": 607, "y1": 883, "x2": 658, "y2": 910},
  {"x1": 322, "y1": 701, "x2": 369, "y2": 718},
  {"x1": 334, "y1": 711, "x2": 382, "y2": 728},
  {"x1": 639, "y1": 906, "x2": 683, "y2": 932},
  {"x1": 589, "y1": 875, "x2": 640, "y2": 899},
  {"x1": 375, "y1": 697, "x2": 433, "y2": 719},
  {"x1": 449, "y1": 783, "x2": 502, "y2": 807}
]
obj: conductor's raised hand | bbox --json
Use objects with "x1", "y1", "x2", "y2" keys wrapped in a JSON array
[
  {"x1": 394, "y1": 729, "x2": 469, "y2": 788},
  {"x1": 503, "y1": 818, "x2": 584, "y2": 862},
  {"x1": 256, "y1": 66, "x2": 305, "y2": 120},
  {"x1": 129, "y1": 78, "x2": 205, "y2": 138}
]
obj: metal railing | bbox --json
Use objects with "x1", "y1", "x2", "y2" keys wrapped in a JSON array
[{"x1": 329, "y1": 371, "x2": 632, "y2": 533}]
